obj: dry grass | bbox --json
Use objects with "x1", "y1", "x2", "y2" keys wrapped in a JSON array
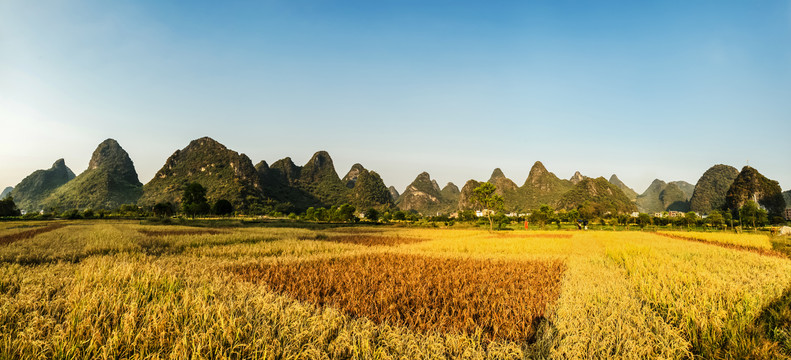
[
  {"x1": 236, "y1": 253, "x2": 565, "y2": 343},
  {"x1": 323, "y1": 234, "x2": 429, "y2": 246},
  {"x1": 488, "y1": 233, "x2": 573, "y2": 239},
  {"x1": 137, "y1": 228, "x2": 227, "y2": 237},
  {"x1": 324, "y1": 227, "x2": 390, "y2": 234},
  {"x1": 0, "y1": 223, "x2": 67, "y2": 246}
]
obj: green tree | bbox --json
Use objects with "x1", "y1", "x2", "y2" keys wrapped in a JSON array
[
  {"x1": 304, "y1": 207, "x2": 317, "y2": 221},
  {"x1": 212, "y1": 199, "x2": 233, "y2": 216},
  {"x1": 0, "y1": 196, "x2": 20, "y2": 217},
  {"x1": 683, "y1": 212, "x2": 698, "y2": 228},
  {"x1": 364, "y1": 208, "x2": 380, "y2": 222},
  {"x1": 393, "y1": 210, "x2": 407, "y2": 221},
  {"x1": 334, "y1": 204, "x2": 357, "y2": 222},
  {"x1": 529, "y1": 204, "x2": 556, "y2": 229},
  {"x1": 153, "y1": 202, "x2": 174, "y2": 218},
  {"x1": 315, "y1": 207, "x2": 329, "y2": 222},
  {"x1": 182, "y1": 182, "x2": 209, "y2": 219},
  {"x1": 739, "y1": 201, "x2": 768, "y2": 229},
  {"x1": 637, "y1": 213, "x2": 652, "y2": 228},
  {"x1": 457, "y1": 210, "x2": 477, "y2": 222},
  {"x1": 472, "y1": 182, "x2": 504, "y2": 231},
  {"x1": 706, "y1": 210, "x2": 725, "y2": 228}
]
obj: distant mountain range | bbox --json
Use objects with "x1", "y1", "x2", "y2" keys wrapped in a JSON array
[{"x1": 5, "y1": 137, "x2": 788, "y2": 217}]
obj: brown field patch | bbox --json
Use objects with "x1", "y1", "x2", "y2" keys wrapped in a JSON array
[
  {"x1": 137, "y1": 229, "x2": 226, "y2": 237},
  {"x1": 324, "y1": 234, "x2": 428, "y2": 246},
  {"x1": 236, "y1": 253, "x2": 565, "y2": 343},
  {"x1": 0, "y1": 223, "x2": 67, "y2": 246},
  {"x1": 324, "y1": 227, "x2": 385, "y2": 234},
  {"x1": 489, "y1": 233, "x2": 573, "y2": 239}
]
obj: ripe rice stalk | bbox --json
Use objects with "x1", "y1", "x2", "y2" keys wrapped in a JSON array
[
  {"x1": 656, "y1": 231, "x2": 772, "y2": 250},
  {"x1": 236, "y1": 253, "x2": 565, "y2": 343},
  {"x1": 320, "y1": 234, "x2": 429, "y2": 247}
]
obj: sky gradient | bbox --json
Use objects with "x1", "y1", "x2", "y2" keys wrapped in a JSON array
[{"x1": 2, "y1": 1, "x2": 790, "y2": 194}]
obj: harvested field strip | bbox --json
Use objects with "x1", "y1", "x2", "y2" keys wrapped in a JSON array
[
  {"x1": 323, "y1": 235, "x2": 428, "y2": 246},
  {"x1": 137, "y1": 229, "x2": 226, "y2": 237},
  {"x1": 325, "y1": 227, "x2": 387, "y2": 234},
  {"x1": 237, "y1": 253, "x2": 565, "y2": 343},
  {"x1": 0, "y1": 223, "x2": 67, "y2": 246},
  {"x1": 654, "y1": 231, "x2": 783, "y2": 257},
  {"x1": 489, "y1": 233, "x2": 573, "y2": 239}
]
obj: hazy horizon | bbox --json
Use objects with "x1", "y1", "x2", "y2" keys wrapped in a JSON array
[{"x1": 2, "y1": 1, "x2": 790, "y2": 194}]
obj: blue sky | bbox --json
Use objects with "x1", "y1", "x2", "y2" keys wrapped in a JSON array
[{"x1": 2, "y1": 1, "x2": 790, "y2": 194}]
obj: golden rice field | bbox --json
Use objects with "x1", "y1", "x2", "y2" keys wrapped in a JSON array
[
  {"x1": 1, "y1": 220, "x2": 791, "y2": 359},
  {"x1": 656, "y1": 230, "x2": 775, "y2": 250}
]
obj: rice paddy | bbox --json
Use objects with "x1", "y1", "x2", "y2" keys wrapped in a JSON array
[{"x1": 1, "y1": 220, "x2": 790, "y2": 359}]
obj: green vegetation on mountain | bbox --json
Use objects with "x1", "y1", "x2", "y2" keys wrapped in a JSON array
[
  {"x1": 636, "y1": 179, "x2": 692, "y2": 213},
  {"x1": 257, "y1": 157, "x2": 316, "y2": 211},
  {"x1": 689, "y1": 164, "x2": 740, "y2": 214},
  {"x1": 659, "y1": 183, "x2": 689, "y2": 212},
  {"x1": 457, "y1": 179, "x2": 482, "y2": 211},
  {"x1": 784, "y1": 190, "x2": 791, "y2": 209},
  {"x1": 439, "y1": 182, "x2": 460, "y2": 211},
  {"x1": 569, "y1": 171, "x2": 586, "y2": 185},
  {"x1": 259, "y1": 152, "x2": 350, "y2": 209},
  {"x1": 396, "y1": 172, "x2": 456, "y2": 215},
  {"x1": 258, "y1": 153, "x2": 391, "y2": 211},
  {"x1": 45, "y1": 139, "x2": 143, "y2": 210},
  {"x1": 487, "y1": 168, "x2": 521, "y2": 211},
  {"x1": 636, "y1": 180, "x2": 667, "y2": 213},
  {"x1": 517, "y1": 161, "x2": 574, "y2": 210},
  {"x1": 456, "y1": 164, "x2": 636, "y2": 216},
  {"x1": 348, "y1": 167, "x2": 393, "y2": 210},
  {"x1": 139, "y1": 137, "x2": 261, "y2": 210},
  {"x1": 608, "y1": 174, "x2": 638, "y2": 201},
  {"x1": 10, "y1": 159, "x2": 76, "y2": 211},
  {"x1": 557, "y1": 177, "x2": 637, "y2": 214},
  {"x1": 342, "y1": 163, "x2": 366, "y2": 188},
  {"x1": 725, "y1": 166, "x2": 786, "y2": 217},
  {"x1": 297, "y1": 151, "x2": 351, "y2": 207},
  {"x1": 388, "y1": 186, "x2": 400, "y2": 202},
  {"x1": 670, "y1": 181, "x2": 695, "y2": 200}
]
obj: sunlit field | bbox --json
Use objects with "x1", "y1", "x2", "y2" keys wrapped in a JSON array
[{"x1": 2, "y1": 220, "x2": 791, "y2": 359}]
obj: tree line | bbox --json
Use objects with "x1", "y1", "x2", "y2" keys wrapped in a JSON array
[{"x1": 1, "y1": 182, "x2": 786, "y2": 231}]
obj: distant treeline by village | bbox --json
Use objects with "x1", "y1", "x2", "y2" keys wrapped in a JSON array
[{"x1": 1, "y1": 137, "x2": 789, "y2": 227}]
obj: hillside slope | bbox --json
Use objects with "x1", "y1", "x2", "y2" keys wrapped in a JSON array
[
  {"x1": 10, "y1": 159, "x2": 76, "y2": 211},
  {"x1": 140, "y1": 137, "x2": 261, "y2": 209},
  {"x1": 689, "y1": 164, "x2": 740, "y2": 214},
  {"x1": 45, "y1": 139, "x2": 142, "y2": 210}
]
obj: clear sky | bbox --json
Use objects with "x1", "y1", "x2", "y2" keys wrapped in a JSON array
[{"x1": 2, "y1": 0, "x2": 790, "y2": 194}]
